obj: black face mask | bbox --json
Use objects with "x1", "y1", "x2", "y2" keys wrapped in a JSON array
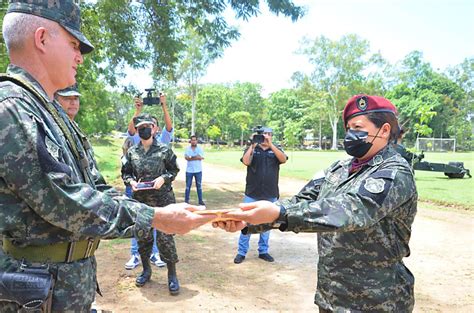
[
  {"x1": 138, "y1": 127, "x2": 152, "y2": 140},
  {"x1": 343, "y1": 128, "x2": 381, "y2": 158}
]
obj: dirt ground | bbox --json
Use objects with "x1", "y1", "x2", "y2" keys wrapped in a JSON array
[{"x1": 95, "y1": 160, "x2": 474, "y2": 312}]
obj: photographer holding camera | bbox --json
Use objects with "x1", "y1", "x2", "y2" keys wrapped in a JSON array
[
  {"x1": 234, "y1": 127, "x2": 287, "y2": 264},
  {"x1": 126, "y1": 91, "x2": 173, "y2": 147}
]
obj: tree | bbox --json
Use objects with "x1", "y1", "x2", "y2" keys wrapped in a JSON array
[
  {"x1": 447, "y1": 58, "x2": 474, "y2": 149},
  {"x1": 266, "y1": 89, "x2": 303, "y2": 141},
  {"x1": 230, "y1": 111, "x2": 251, "y2": 146},
  {"x1": 293, "y1": 75, "x2": 331, "y2": 149},
  {"x1": 80, "y1": 0, "x2": 304, "y2": 84},
  {"x1": 297, "y1": 34, "x2": 380, "y2": 150},
  {"x1": 283, "y1": 120, "x2": 302, "y2": 149},
  {"x1": 177, "y1": 28, "x2": 218, "y2": 135},
  {"x1": 0, "y1": 2, "x2": 9, "y2": 72},
  {"x1": 207, "y1": 125, "x2": 222, "y2": 147},
  {"x1": 388, "y1": 52, "x2": 471, "y2": 148}
]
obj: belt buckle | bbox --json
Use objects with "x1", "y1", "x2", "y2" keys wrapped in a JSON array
[
  {"x1": 65, "y1": 241, "x2": 76, "y2": 263},
  {"x1": 84, "y1": 239, "x2": 95, "y2": 258}
]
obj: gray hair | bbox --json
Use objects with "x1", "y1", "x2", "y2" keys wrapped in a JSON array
[{"x1": 2, "y1": 13, "x2": 58, "y2": 53}]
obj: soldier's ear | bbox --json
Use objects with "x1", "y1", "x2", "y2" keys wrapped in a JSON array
[
  {"x1": 381, "y1": 123, "x2": 391, "y2": 139},
  {"x1": 34, "y1": 27, "x2": 48, "y2": 53}
]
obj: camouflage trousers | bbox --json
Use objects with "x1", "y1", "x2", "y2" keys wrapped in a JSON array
[
  {"x1": 0, "y1": 249, "x2": 97, "y2": 312},
  {"x1": 134, "y1": 191, "x2": 178, "y2": 264}
]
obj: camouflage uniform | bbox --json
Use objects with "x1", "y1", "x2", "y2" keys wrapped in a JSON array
[
  {"x1": 248, "y1": 145, "x2": 417, "y2": 312},
  {"x1": 0, "y1": 65, "x2": 154, "y2": 312},
  {"x1": 122, "y1": 140, "x2": 180, "y2": 263},
  {"x1": 70, "y1": 119, "x2": 108, "y2": 188}
]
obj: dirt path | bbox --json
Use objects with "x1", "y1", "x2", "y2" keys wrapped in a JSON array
[{"x1": 95, "y1": 160, "x2": 474, "y2": 312}]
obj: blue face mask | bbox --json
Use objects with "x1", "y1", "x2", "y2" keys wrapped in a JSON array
[{"x1": 343, "y1": 128, "x2": 381, "y2": 158}]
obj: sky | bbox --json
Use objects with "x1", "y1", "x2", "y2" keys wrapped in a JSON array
[{"x1": 123, "y1": 0, "x2": 474, "y2": 96}]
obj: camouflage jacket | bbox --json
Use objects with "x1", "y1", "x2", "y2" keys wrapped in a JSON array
[
  {"x1": 121, "y1": 139, "x2": 179, "y2": 206},
  {"x1": 69, "y1": 119, "x2": 107, "y2": 188},
  {"x1": 250, "y1": 145, "x2": 417, "y2": 312},
  {"x1": 0, "y1": 65, "x2": 155, "y2": 248}
]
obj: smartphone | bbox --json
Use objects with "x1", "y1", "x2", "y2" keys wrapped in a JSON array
[{"x1": 135, "y1": 181, "x2": 155, "y2": 190}]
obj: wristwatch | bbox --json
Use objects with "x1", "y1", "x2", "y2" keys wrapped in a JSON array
[{"x1": 272, "y1": 205, "x2": 288, "y2": 231}]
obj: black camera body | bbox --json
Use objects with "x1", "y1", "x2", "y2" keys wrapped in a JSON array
[
  {"x1": 142, "y1": 88, "x2": 161, "y2": 106},
  {"x1": 252, "y1": 125, "x2": 265, "y2": 144}
]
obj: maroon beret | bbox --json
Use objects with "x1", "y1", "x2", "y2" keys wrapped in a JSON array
[{"x1": 342, "y1": 95, "x2": 398, "y2": 126}]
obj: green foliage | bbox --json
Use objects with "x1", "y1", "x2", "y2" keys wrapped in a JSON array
[
  {"x1": 230, "y1": 111, "x2": 251, "y2": 145},
  {"x1": 0, "y1": 2, "x2": 9, "y2": 72},
  {"x1": 90, "y1": 137, "x2": 123, "y2": 186},
  {"x1": 207, "y1": 125, "x2": 222, "y2": 141},
  {"x1": 79, "y1": 0, "x2": 303, "y2": 82},
  {"x1": 175, "y1": 127, "x2": 189, "y2": 140},
  {"x1": 1, "y1": 0, "x2": 472, "y2": 150},
  {"x1": 283, "y1": 120, "x2": 302, "y2": 148},
  {"x1": 176, "y1": 82, "x2": 264, "y2": 142},
  {"x1": 388, "y1": 52, "x2": 472, "y2": 148},
  {"x1": 266, "y1": 89, "x2": 303, "y2": 141},
  {"x1": 296, "y1": 34, "x2": 385, "y2": 149}
]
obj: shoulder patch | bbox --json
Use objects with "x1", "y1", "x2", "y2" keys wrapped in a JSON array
[
  {"x1": 364, "y1": 177, "x2": 385, "y2": 194},
  {"x1": 45, "y1": 136, "x2": 60, "y2": 162}
]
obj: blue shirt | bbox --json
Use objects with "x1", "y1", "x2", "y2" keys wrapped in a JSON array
[
  {"x1": 128, "y1": 127, "x2": 173, "y2": 145},
  {"x1": 184, "y1": 146, "x2": 204, "y2": 173}
]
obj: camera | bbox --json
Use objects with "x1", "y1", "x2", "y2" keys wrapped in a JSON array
[
  {"x1": 142, "y1": 88, "x2": 161, "y2": 106},
  {"x1": 252, "y1": 125, "x2": 265, "y2": 144}
]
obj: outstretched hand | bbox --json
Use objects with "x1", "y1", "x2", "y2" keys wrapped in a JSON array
[
  {"x1": 212, "y1": 220, "x2": 247, "y2": 232},
  {"x1": 152, "y1": 203, "x2": 215, "y2": 235},
  {"x1": 220, "y1": 201, "x2": 280, "y2": 226}
]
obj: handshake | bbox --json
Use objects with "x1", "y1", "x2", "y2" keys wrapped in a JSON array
[{"x1": 152, "y1": 201, "x2": 281, "y2": 234}]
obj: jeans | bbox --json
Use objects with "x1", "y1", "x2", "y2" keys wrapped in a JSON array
[
  {"x1": 125, "y1": 185, "x2": 159, "y2": 256},
  {"x1": 185, "y1": 171, "x2": 203, "y2": 204},
  {"x1": 237, "y1": 195, "x2": 277, "y2": 256},
  {"x1": 125, "y1": 184, "x2": 133, "y2": 198}
]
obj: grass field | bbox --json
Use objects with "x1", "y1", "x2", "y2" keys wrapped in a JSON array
[
  {"x1": 92, "y1": 138, "x2": 474, "y2": 210},
  {"x1": 90, "y1": 137, "x2": 124, "y2": 187}
]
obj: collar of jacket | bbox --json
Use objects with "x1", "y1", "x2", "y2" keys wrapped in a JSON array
[
  {"x1": 138, "y1": 138, "x2": 162, "y2": 148},
  {"x1": 366, "y1": 144, "x2": 396, "y2": 167},
  {"x1": 7, "y1": 64, "x2": 50, "y2": 102}
]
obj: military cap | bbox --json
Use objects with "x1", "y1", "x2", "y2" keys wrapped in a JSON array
[
  {"x1": 57, "y1": 84, "x2": 81, "y2": 97},
  {"x1": 134, "y1": 114, "x2": 156, "y2": 128},
  {"x1": 7, "y1": 0, "x2": 94, "y2": 54},
  {"x1": 343, "y1": 95, "x2": 398, "y2": 126}
]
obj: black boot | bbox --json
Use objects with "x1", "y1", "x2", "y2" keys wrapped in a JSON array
[
  {"x1": 135, "y1": 253, "x2": 152, "y2": 287},
  {"x1": 167, "y1": 262, "x2": 180, "y2": 295}
]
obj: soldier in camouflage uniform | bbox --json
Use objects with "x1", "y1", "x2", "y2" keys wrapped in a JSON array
[
  {"x1": 219, "y1": 95, "x2": 417, "y2": 312},
  {"x1": 122, "y1": 114, "x2": 181, "y2": 294},
  {"x1": 55, "y1": 85, "x2": 81, "y2": 121},
  {"x1": 0, "y1": 1, "x2": 212, "y2": 311},
  {"x1": 56, "y1": 84, "x2": 108, "y2": 188}
]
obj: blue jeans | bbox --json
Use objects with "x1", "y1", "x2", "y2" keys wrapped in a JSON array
[
  {"x1": 185, "y1": 171, "x2": 203, "y2": 204},
  {"x1": 237, "y1": 195, "x2": 277, "y2": 256},
  {"x1": 125, "y1": 185, "x2": 159, "y2": 256},
  {"x1": 125, "y1": 184, "x2": 133, "y2": 198}
]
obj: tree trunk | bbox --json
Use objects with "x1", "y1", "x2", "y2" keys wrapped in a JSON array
[
  {"x1": 191, "y1": 90, "x2": 196, "y2": 135},
  {"x1": 240, "y1": 129, "x2": 244, "y2": 147},
  {"x1": 330, "y1": 117, "x2": 338, "y2": 150},
  {"x1": 318, "y1": 117, "x2": 322, "y2": 151}
]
